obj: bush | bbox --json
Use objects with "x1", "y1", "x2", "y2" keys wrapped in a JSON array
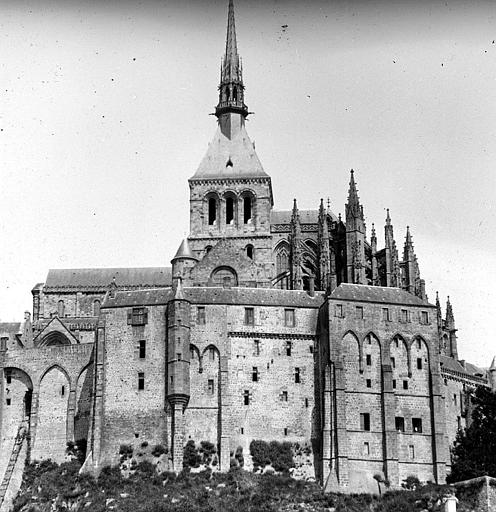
[
  {"x1": 249, "y1": 440, "x2": 295, "y2": 473},
  {"x1": 151, "y1": 444, "x2": 167, "y2": 457},
  {"x1": 98, "y1": 465, "x2": 122, "y2": 490},
  {"x1": 183, "y1": 440, "x2": 201, "y2": 468},
  {"x1": 402, "y1": 474, "x2": 421, "y2": 490}
]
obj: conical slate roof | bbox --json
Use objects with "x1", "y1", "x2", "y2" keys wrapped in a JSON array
[{"x1": 172, "y1": 239, "x2": 197, "y2": 262}]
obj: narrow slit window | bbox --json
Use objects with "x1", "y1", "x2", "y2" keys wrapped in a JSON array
[
  {"x1": 252, "y1": 367, "x2": 259, "y2": 382},
  {"x1": 286, "y1": 340, "x2": 292, "y2": 356},
  {"x1": 417, "y1": 357, "x2": 423, "y2": 370},
  {"x1": 360, "y1": 413, "x2": 370, "y2": 431},
  {"x1": 208, "y1": 379, "x2": 214, "y2": 395},
  {"x1": 138, "y1": 372, "x2": 145, "y2": 391},
  {"x1": 295, "y1": 368, "x2": 301, "y2": 383},
  {"x1": 226, "y1": 197, "x2": 234, "y2": 224},
  {"x1": 243, "y1": 390, "x2": 250, "y2": 405},
  {"x1": 139, "y1": 340, "x2": 146, "y2": 359},
  {"x1": 208, "y1": 197, "x2": 217, "y2": 225},
  {"x1": 197, "y1": 307, "x2": 206, "y2": 325},
  {"x1": 243, "y1": 196, "x2": 252, "y2": 224},
  {"x1": 244, "y1": 307, "x2": 254, "y2": 326}
]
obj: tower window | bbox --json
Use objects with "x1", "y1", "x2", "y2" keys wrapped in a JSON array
[
  {"x1": 232, "y1": 86, "x2": 237, "y2": 102},
  {"x1": 208, "y1": 197, "x2": 217, "y2": 225},
  {"x1": 366, "y1": 354, "x2": 372, "y2": 366},
  {"x1": 360, "y1": 413, "x2": 370, "y2": 431},
  {"x1": 335, "y1": 304, "x2": 343, "y2": 318},
  {"x1": 246, "y1": 245, "x2": 254, "y2": 259},
  {"x1": 6, "y1": 398, "x2": 11, "y2": 406},
  {"x1": 286, "y1": 341, "x2": 292, "y2": 356},
  {"x1": 393, "y1": 379, "x2": 396, "y2": 389},
  {"x1": 395, "y1": 416, "x2": 405, "y2": 432},
  {"x1": 243, "y1": 390, "x2": 250, "y2": 405},
  {"x1": 401, "y1": 309, "x2": 409, "y2": 323},
  {"x1": 409, "y1": 445, "x2": 415, "y2": 459},
  {"x1": 139, "y1": 340, "x2": 146, "y2": 359},
  {"x1": 5, "y1": 370, "x2": 12, "y2": 385},
  {"x1": 363, "y1": 442, "x2": 370, "y2": 455},
  {"x1": 226, "y1": 197, "x2": 234, "y2": 224},
  {"x1": 252, "y1": 367, "x2": 259, "y2": 382},
  {"x1": 417, "y1": 339, "x2": 422, "y2": 350},
  {"x1": 244, "y1": 307, "x2": 254, "y2": 326},
  {"x1": 403, "y1": 380, "x2": 409, "y2": 390},
  {"x1": 382, "y1": 308, "x2": 391, "y2": 321},
  {"x1": 254, "y1": 340, "x2": 260, "y2": 356},
  {"x1": 243, "y1": 196, "x2": 252, "y2": 224},
  {"x1": 284, "y1": 309, "x2": 295, "y2": 327},
  {"x1": 281, "y1": 391, "x2": 288, "y2": 402},
  {"x1": 421, "y1": 311, "x2": 429, "y2": 324},
  {"x1": 356, "y1": 306, "x2": 364, "y2": 319},
  {"x1": 208, "y1": 347, "x2": 216, "y2": 361},
  {"x1": 128, "y1": 307, "x2": 148, "y2": 326},
  {"x1": 138, "y1": 372, "x2": 145, "y2": 391},
  {"x1": 295, "y1": 368, "x2": 301, "y2": 383},
  {"x1": 61, "y1": 385, "x2": 65, "y2": 396},
  {"x1": 417, "y1": 358, "x2": 423, "y2": 370},
  {"x1": 284, "y1": 427, "x2": 288, "y2": 436},
  {"x1": 305, "y1": 398, "x2": 309, "y2": 408},
  {"x1": 197, "y1": 307, "x2": 206, "y2": 325},
  {"x1": 93, "y1": 300, "x2": 101, "y2": 316},
  {"x1": 390, "y1": 357, "x2": 396, "y2": 369},
  {"x1": 208, "y1": 379, "x2": 214, "y2": 395},
  {"x1": 412, "y1": 418, "x2": 423, "y2": 433},
  {"x1": 366, "y1": 379, "x2": 371, "y2": 388}
]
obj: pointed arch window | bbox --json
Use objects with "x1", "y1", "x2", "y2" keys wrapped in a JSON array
[{"x1": 233, "y1": 86, "x2": 237, "y2": 102}]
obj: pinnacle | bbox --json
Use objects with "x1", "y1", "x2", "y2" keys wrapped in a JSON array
[{"x1": 490, "y1": 356, "x2": 496, "y2": 370}]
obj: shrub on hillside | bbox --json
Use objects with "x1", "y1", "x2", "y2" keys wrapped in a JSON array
[
  {"x1": 183, "y1": 440, "x2": 202, "y2": 468},
  {"x1": 151, "y1": 443, "x2": 168, "y2": 457},
  {"x1": 249, "y1": 440, "x2": 294, "y2": 473}
]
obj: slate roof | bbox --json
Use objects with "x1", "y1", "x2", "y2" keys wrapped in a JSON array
[
  {"x1": 271, "y1": 209, "x2": 338, "y2": 225},
  {"x1": 330, "y1": 283, "x2": 433, "y2": 307},
  {"x1": 103, "y1": 287, "x2": 324, "y2": 309},
  {"x1": 191, "y1": 126, "x2": 269, "y2": 180},
  {"x1": 0, "y1": 323, "x2": 21, "y2": 334},
  {"x1": 44, "y1": 267, "x2": 172, "y2": 292},
  {"x1": 439, "y1": 355, "x2": 487, "y2": 380}
]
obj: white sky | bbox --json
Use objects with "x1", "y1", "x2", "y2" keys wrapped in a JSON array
[{"x1": 1, "y1": 0, "x2": 495, "y2": 367}]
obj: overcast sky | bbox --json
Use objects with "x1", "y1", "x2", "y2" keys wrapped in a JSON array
[{"x1": 1, "y1": 0, "x2": 496, "y2": 367}]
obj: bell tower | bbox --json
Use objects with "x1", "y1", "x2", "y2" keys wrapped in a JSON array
[{"x1": 186, "y1": 0, "x2": 274, "y2": 286}]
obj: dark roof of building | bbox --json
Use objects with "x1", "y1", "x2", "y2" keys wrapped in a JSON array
[
  {"x1": 271, "y1": 209, "x2": 338, "y2": 225},
  {"x1": 330, "y1": 283, "x2": 433, "y2": 307},
  {"x1": 0, "y1": 323, "x2": 21, "y2": 334},
  {"x1": 440, "y1": 355, "x2": 487, "y2": 380},
  {"x1": 103, "y1": 286, "x2": 324, "y2": 309},
  {"x1": 44, "y1": 267, "x2": 172, "y2": 292}
]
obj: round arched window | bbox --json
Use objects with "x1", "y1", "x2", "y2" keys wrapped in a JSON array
[{"x1": 211, "y1": 266, "x2": 238, "y2": 287}]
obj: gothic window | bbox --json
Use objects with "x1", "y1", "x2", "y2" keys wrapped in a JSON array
[
  {"x1": 233, "y1": 86, "x2": 237, "y2": 102},
  {"x1": 208, "y1": 197, "x2": 217, "y2": 225},
  {"x1": 57, "y1": 300, "x2": 65, "y2": 317},
  {"x1": 93, "y1": 300, "x2": 101, "y2": 316},
  {"x1": 275, "y1": 244, "x2": 289, "y2": 289}
]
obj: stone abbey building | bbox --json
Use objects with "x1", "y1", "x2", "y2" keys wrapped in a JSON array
[{"x1": 1, "y1": 0, "x2": 495, "y2": 498}]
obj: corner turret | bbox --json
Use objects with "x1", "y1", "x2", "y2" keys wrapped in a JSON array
[{"x1": 171, "y1": 238, "x2": 198, "y2": 287}]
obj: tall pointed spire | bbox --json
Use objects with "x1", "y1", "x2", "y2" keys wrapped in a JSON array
[
  {"x1": 290, "y1": 199, "x2": 303, "y2": 290},
  {"x1": 345, "y1": 169, "x2": 366, "y2": 284},
  {"x1": 216, "y1": 0, "x2": 248, "y2": 130}
]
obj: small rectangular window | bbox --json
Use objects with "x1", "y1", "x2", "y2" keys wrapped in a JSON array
[
  {"x1": 412, "y1": 418, "x2": 423, "y2": 433},
  {"x1": 281, "y1": 391, "x2": 288, "y2": 402},
  {"x1": 241, "y1": 427, "x2": 244, "y2": 434},
  {"x1": 366, "y1": 354, "x2": 372, "y2": 366},
  {"x1": 208, "y1": 379, "x2": 214, "y2": 395},
  {"x1": 401, "y1": 309, "x2": 409, "y2": 323},
  {"x1": 390, "y1": 357, "x2": 396, "y2": 369},
  {"x1": 363, "y1": 442, "x2": 370, "y2": 455},
  {"x1": 138, "y1": 372, "x2": 145, "y2": 391},
  {"x1": 417, "y1": 339, "x2": 422, "y2": 350},
  {"x1": 5, "y1": 371, "x2": 12, "y2": 385},
  {"x1": 335, "y1": 304, "x2": 343, "y2": 318},
  {"x1": 366, "y1": 379, "x2": 371, "y2": 388},
  {"x1": 393, "y1": 379, "x2": 397, "y2": 389},
  {"x1": 417, "y1": 357, "x2": 423, "y2": 370},
  {"x1": 395, "y1": 416, "x2": 405, "y2": 432},
  {"x1": 284, "y1": 309, "x2": 295, "y2": 327},
  {"x1": 61, "y1": 385, "x2": 65, "y2": 396},
  {"x1": 244, "y1": 307, "x2": 254, "y2": 326},
  {"x1": 453, "y1": 394, "x2": 457, "y2": 405},
  {"x1": 403, "y1": 380, "x2": 409, "y2": 390},
  {"x1": 254, "y1": 340, "x2": 260, "y2": 356},
  {"x1": 139, "y1": 340, "x2": 146, "y2": 359},
  {"x1": 197, "y1": 307, "x2": 206, "y2": 325},
  {"x1": 284, "y1": 427, "x2": 288, "y2": 436},
  {"x1": 309, "y1": 345, "x2": 314, "y2": 354},
  {"x1": 409, "y1": 445, "x2": 415, "y2": 459},
  {"x1": 286, "y1": 340, "x2": 292, "y2": 356},
  {"x1": 243, "y1": 390, "x2": 250, "y2": 405},
  {"x1": 355, "y1": 306, "x2": 364, "y2": 319},
  {"x1": 457, "y1": 416, "x2": 461, "y2": 429},
  {"x1": 295, "y1": 368, "x2": 301, "y2": 384},
  {"x1": 382, "y1": 308, "x2": 390, "y2": 321},
  {"x1": 421, "y1": 311, "x2": 429, "y2": 324},
  {"x1": 128, "y1": 307, "x2": 148, "y2": 326},
  {"x1": 305, "y1": 398, "x2": 309, "y2": 408},
  {"x1": 252, "y1": 367, "x2": 259, "y2": 382},
  {"x1": 177, "y1": 353, "x2": 182, "y2": 361},
  {"x1": 360, "y1": 412, "x2": 370, "y2": 431},
  {"x1": 6, "y1": 398, "x2": 11, "y2": 406},
  {"x1": 209, "y1": 347, "x2": 215, "y2": 361}
]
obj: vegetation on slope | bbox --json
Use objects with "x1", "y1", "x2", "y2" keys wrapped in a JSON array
[{"x1": 12, "y1": 459, "x2": 469, "y2": 512}]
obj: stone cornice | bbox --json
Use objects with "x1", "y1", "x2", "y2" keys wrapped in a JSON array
[{"x1": 228, "y1": 331, "x2": 315, "y2": 340}]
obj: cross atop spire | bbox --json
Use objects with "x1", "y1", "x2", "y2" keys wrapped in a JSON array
[{"x1": 216, "y1": 0, "x2": 248, "y2": 122}]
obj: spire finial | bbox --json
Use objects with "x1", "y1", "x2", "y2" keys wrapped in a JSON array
[{"x1": 216, "y1": 0, "x2": 248, "y2": 121}]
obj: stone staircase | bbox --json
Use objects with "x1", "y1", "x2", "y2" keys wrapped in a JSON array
[{"x1": 0, "y1": 420, "x2": 28, "y2": 510}]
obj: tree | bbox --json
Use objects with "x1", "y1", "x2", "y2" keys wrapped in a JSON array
[{"x1": 448, "y1": 385, "x2": 496, "y2": 482}]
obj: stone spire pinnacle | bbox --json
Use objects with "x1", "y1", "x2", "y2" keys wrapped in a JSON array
[
  {"x1": 216, "y1": 0, "x2": 248, "y2": 124},
  {"x1": 446, "y1": 296, "x2": 455, "y2": 328},
  {"x1": 347, "y1": 169, "x2": 360, "y2": 213}
]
